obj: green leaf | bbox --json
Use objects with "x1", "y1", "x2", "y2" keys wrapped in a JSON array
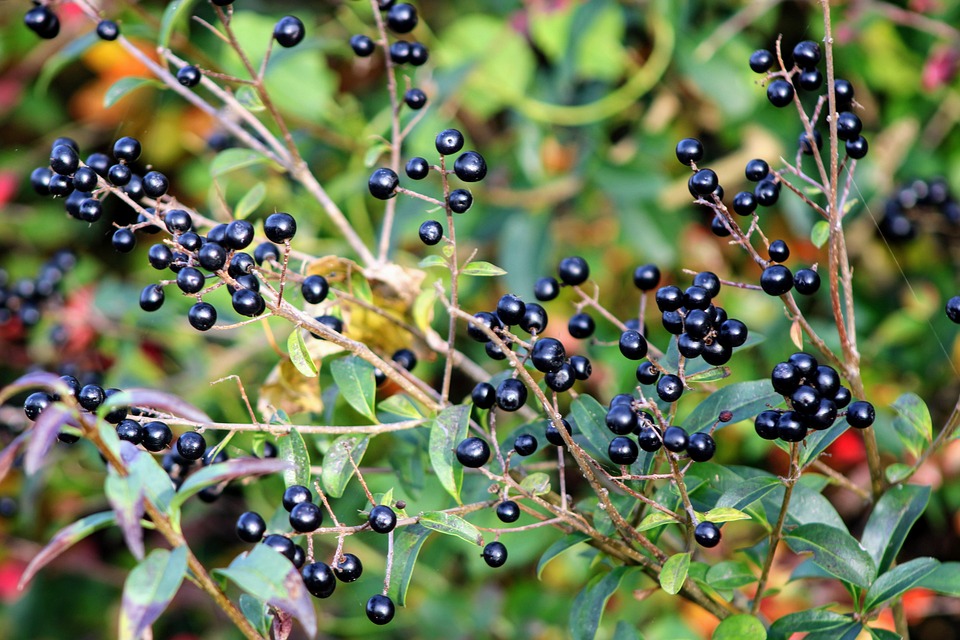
[
  {"x1": 519, "y1": 472, "x2": 551, "y2": 495},
  {"x1": 717, "y1": 476, "x2": 782, "y2": 511},
  {"x1": 660, "y1": 552, "x2": 691, "y2": 595},
  {"x1": 287, "y1": 330, "x2": 318, "y2": 378},
  {"x1": 706, "y1": 561, "x2": 757, "y2": 590},
  {"x1": 105, "y1": 471, "x2": 146, "y2": 560},
  {"x1": 216, "y1": 545, "x2": 316, "y2": 638},
  {"x1": 712, "y1": 614, "x2": 766, "y2": 640},
  {"x1": 419, "y1": 255, "x2": 448, "y2": 269},
  {"x1": 239, "y1": 594, "x2": 271, "y2": 637},
  {"x1": 211, "y1": 148, "x2": 274, "y2": 178},
  {"x1": 867, "y1": 628, "x2": 901, "y2": 640},
  {"x1": 861, "y1": 484, "x2": 930, "y2": 572},
  {"x1": 784, "y1": 523, "x2": 877, "y2": 588},
  {"x1": 378, "y1": 394, "x2": 424, "y2": 420},
  {"x1": 681, "y1": 380, "x2": 782, "y2": 433},
  {"x1": 235, "y1": 85, "x2": 265, "y2": 112},
  {"x1": 427, "y1": 405, "x2": 470, "y2": 502},
  {"x1": 418, "y1": 511, "x2": 483, "y2": 546},
  {"x1": 768, "y1": 609, "x2": 854, "y2": 640},
  {"x1": 885, "y1": 463, "x2": 912, "y2": 485},
  {"x1": 537, "y1": 532, "x2": 590, "y2": 579},
  {"x1": 234, "y1": 182, "x2": 266, "y2": 219},
  {"x1": 172, "y1": 458, "x2": 289, "y2": 511},
  {"x1": 37, "y1": 32, "x2": 99, "y2": 94},
  {"x1": 119, "y1": 546, "x2": 188, "y2": 640},
  {"x1": 685, "y1": 366, "x2": 730, "y2": 383},
  {"x1": 799, "y1": 418, "x2": 850, "y2": 466},
  {"x1": 569, "y1": 566, "x2": 632, "y2": 640},
  {"x1": 612, "y1": 621, "x2": 645, "y2": 640},
  {"x1": 917, "y1": 561, "x2": 960, "y2": 596},
  {"x1": 811, "y1": 220, "x2": 830, "y2": 248},
  {"x1": 864, "y1": 557, "x2": 939, "y2": 612},
  {"x1": 330, "y1": 357, "x2": 377, "y2": 421},
  {"x1": 386, "y1": 524, "x2": 432, "y2": 606},
  {"x1": 124, "y1": 442, "x2": 176, "y2": 515},
  {"x1": 363, "y1": 143, "x2": 390, "y2": 168},
  {"x1": 18, "y1": 511, "x2": 116, "y2": 589},
  {"x1": 637, "y1": 510, "x2": 680, "y2": 532},
  {"x1": 460, "y1": 261, "x2": 507, "y2": 277},
  {"x1": 320, "y1": 435, "x2": 369, "y2": 499},
  {"x1": 104, "y1": 77, "x2": 163, "y2": 109},
  {"x1": 159, "y1": 0, "x2": 198, "y2": 48},
  {"x1": 278, "y1": 429, "x2": 310, "y2": 489},
  {"x1": 890, "y1": 393, "x2": 933, "y2": 459},
  {"x1": 701, "y1": 507, "x2": 751, "y2": 524}
]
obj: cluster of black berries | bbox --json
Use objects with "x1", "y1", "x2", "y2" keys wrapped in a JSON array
[
  {"x1": 877, "y1": 177, "x2": 958, "y2": 243},
  {"x1": 349, "y1": 3, "x2": 428, "y2": 110},
  {"x1": 758, "y1": 239, "x2": 821, "y2": 298},
  {"x1": 23, "y1": 2, "x2": 121, "y2": 42},
  {"x1": 235, "y1": 484, "x2": 401, "y2": 625},
  {"x1": 22, "y1": 375, "x2": 125, "y2": 444},
  {"x1": 756, "y1": 352, "x2": 874, "y2": 442},
  {"x1": 0, "y1": 250, "x2": 74, "y2": 330},
  {"x1": 749, "y1": 41, "x2": 867, "y2": 159}
]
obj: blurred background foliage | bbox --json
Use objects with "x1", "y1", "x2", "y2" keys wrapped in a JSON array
[{"x1": 0, "y1": 0, "x2": 959, "y2": 638}]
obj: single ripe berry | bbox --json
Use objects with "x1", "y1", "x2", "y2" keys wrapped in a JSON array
[
  {"x1": 754, "y1": 410, "x2": 780, "y2": 440},
  {"x1": 139, "y1": 284, "x2": 165, "y2": 311},
  {"x1": 176, "y1": 431, "x2": 207, "y2": 460},
  {"x1": 947, "y1": 296, "x2": 960, "y2": 324},
  {"x1": 792, "y1": 40, "x2": 821, "y2": 68},
  {"x1": 366, "y1": 594, "x2": 396, "y2": 625},
  {"x1": 798, "y1": 68, "x2": 823, "y2": 91},
  {"x1": 273, "y1": 16, "x2": 305, "y2": 48},
  {"x1": 675, "y1": 138, "x2": 704, "y2": 166},
  {"x1": 834, "y1": 79, "x2": 855, "y2": 109},
  {"x1": 755, "y1": 178, "x2": 780, "y2": 206},
  {"x1": 409, "y1": 41, "x2": 429, "y2": 65},
  {"x1": 835, "y1": 111, "x2": 862, "y2": 141},
  {"x1": 404, "y1": 88, "x2": 427, "y2": 110},
  {"x1": 290, "y1": 501, "x2": 323, "y2": 532},
  {"x1": 368, "y1": 168, "x2": 399, "y2": 199},
  {"x1": 435, "y1": 129, "x2": 464, "y2": 155},
  {"x1": 392, "y1": 348, "x2": 417, "y2": 371},
  {"x1": 113, "y1": 136, "x2": 141, "y2": 163},
  {"x1": 845, "y1": 136, "x2": 869, "y2": 159},
  {"x1": 568, "y1": 312, "x2": 595, "y2": 339},
  {"x1": 519, "y1": 304, "x2": 547, "y2": 334},
  {"x1": 834, "y1": 387, "x2": 852, "y2": 409},
  {"x1": 282, "y1": 484, "x2": 313, "y2": 512},
  {"x1": 302, "y1": 562, "x2": 337, "y2": 599},
  {"x1": 657, "y1": 374, "x2": 683, "y2": 403},
  {"x1": 367, "y1": 504, "x2": 397, "y2": 534},
  {"x1": 116, "y1": 419, "x2": 143, "y2": 445},
  {"x1": 619, "y1": 330, "x2": 648, "y2": 360},
  {"x1": 177, "y1": 65, "x2": 202, "y2": 87},
  {"x1": 456, "y1": 437, "x2": 490, "y2": 468},
  {"x1": 112, "y1": 228, "x2": 137, "y2": 253},
  {"x1": 694, "y1": 521, "x2": 721, "y2": 548},
  {"x1": 690, "y1": 168, "x2": 719, "y2": 196},
  {"x1": 389, "y1": 41, "x2": 411, "y2": 64},
  {"x1": 496, "y1": 378, "x2": 527, "y2": 411},
  {"x1": 496, "y1": 501, "x2": 520, "y2": 523},
  {"x1": 531, "y1": 337, "x2": 565, "y2": 373},
  {"x1": 545, "y1": 363, "x2": 575, "y2": 392},
  {"x1": 405, "y1": 157, "x2": 430, "y2": 181},
  {"x1": 50, "y1": 144, "x2": 79, "y2": 176},
  {"x1": 717, "y1": 319, "x2": 748, "y2": 348},
  {"x1": 749, "y1": 49, "x2": 773, "y2": 73},
  {"x1": 232, "y1": 289, "x2": 265, "y2": 317},
  {"x1": 482, "y1": 541, "x2": 508, "y2": 568},
  {"x1": 418, "y1": 220, "x2": 443, "y2": 245},
  {"x1": 386, "y1": 3, "x2": 418, "y2": 33},
  {"x1": 777, "y1": 411, "x2": 807, "y2": 442},
  {"x1": 262, "y1": 534, "x2": 297, "y2": 563},
  {"x1": 608, "y1": 436, "x2": 639, "y2": 465},
  {"x1": 466, "y1": 311, "x2": 500, "y2": 342},
  {"x1": 177, "y1": 267, "x2": 205, "y2": 294},
  {"x1": 635, "y1": 361, "x2": 659, "y2": 385},
  {"x1": 732, "y1": 191, "x2": 757, "y2": 216},
  {"x1": 496, "y1": 294, "x2": 526, "y2": 325},
  {"x1": 77, "y1": 384, "x2": 105, "y2": 411},
  {"x1": 606, "y1": 404, "x2": 638, "y2": 435},
  {"x1": 662, "y1": 426, "x2": 689, "y2": 452},
  {"x1": 350, "y1": 34, "x2": 375, "y2": 57},
  {"x1": 470, "y1": 382, "x2": 496, "y2": 410},
  {"x1": 846, "y1": 401, "x2": 875, "y2": 428},
  {"x1": 788, "y1": 352, "x2": 819, "y2": 376},
  {"x1": 264, "y1": 213, "x2": 297, "y2": 243},
  {"x1": 633, "y1": 264, "x2": 660, "y2": 290},
  {"x1": 454, "y1": 151, "x2": 487, "y2": 182},
  {"x1": 514, "y1": 434, "x2": 538, "y2": 456},
  {"x1": 557, "y1": 256, "x2": 589, "y2": 285},
  {"x1": 656, "y1": 285, "x2": 683, "y2": 312},
  {"x1": 23, "y1": 392, "x2": 52, "y2": 421},
  {"x1": 24, "y1": 5, "x2": 61, "y2": 39},
  {"x1": 141, "y1": 171, "x2": 168, "y2": 198},
  {"x1": 334, "y1": 553, "x2": 363, "y2": 582},
  {"x1": 686, "y1": 432, "x2": 716, "y2": 462},
  {"x1": 794, "y1": 269, "x2": 821, "y2": 295},
  {"x1": 636, "y1": 426, "x2": 660, "y2": 452},
  {"x1": 760, "y1": 264, "x2": 793, "y2": 296},
  {"x1": 768, "y1": 239, "x2": 790, "y2": 263},
  {"x1": 534, "y1": 277, "x2": 559, "y2": 301},
  {"x1": 142, "y1": 421, "x2": 173, "y2": 452},
  {"x1": 448, "y1": 188, "x2": 473, "y2": 213},
  {"x1": 745, "y1": 158, "x2": 770, "y2": 182},
  {"x1": 236, "y1": 511, "x2": 267, "y2": 543},
  {"x1": 767, "y1": 79, "x2": 795, "y2": 107},
  {"x1": 799, "y1": 130, "x2": 822, "y2": 155}
]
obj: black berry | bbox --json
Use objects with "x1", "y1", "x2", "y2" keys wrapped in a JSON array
[
  {"x1": 418, "y1": 220, "x2": 443, "y2": 245},
  {"x1": 694, "y1": 521, "x2": 721, "y2": 548},
  {"x1": 454, "y1": 151, "x2": 487, "y2": 182},
  {"x1": 675, "y1": 138, "x2": 704, "y2": 166},
  {"x1": 290, "y1": 501, "x2": 323, "y2": 533},
  {"x1": 176, "y1": 431, "x2": 206, "y2": 460},
  {"x1": 404, "y1": 88, "x2": 427, "y2": 110},
  {"x1": 846, "y1": 401, "x2": 875, "y2": 429},
  {"x1": 456, "y1": 437, "x2": 491, "y2": 468},
  {"x1": 368, "y1": 168, "x2": 399, "y2": 199},
  {"x1": 350, "y1": 34, "x2": 375, "y2": 57},
  {"x1": 749, "y1": 49, "x2": 773, "y2": 73},
  {"x1": 447, "y1": 188, "x2": 473, "y2": 213},
  {"x1": 768, "y1": 239, "x2": 790, "y2": 263},
  {"x1": 497, "y1": 501, "x2": 520, "y2": 523},
  {"x1": 767, "y1": 79, "x2": 795, "y2": 107},
  {"x1": 302, "y1": 562, "x2": 337, "y2": 599},
  {"x1": 662, "y1": 425, "x2": 688, "y2": 452},
  {"x1": 177, "y1": 65, "x2": 202, "y2": 87},
  {"x1": 514, "y1": 434, "x2": 538, "y2": 456},
  {"x1": 760, "y1": 265, "x2": 793, "y2": 296},
  {"x1": 608, "y1": 436, "x2": 639, "y2": 465},
  {"x1": 264, "y1": 213, "x2": 297, "y2": 243},
  {"x1": 534, "y1": 277, "x2": 559, "y2": 301},
  {"x1": 386, "y1": 3, "x2": 418, "y2": 33},
  {"x1": 282, "y1": 484, "x2": 313, "y2": 512},
  {"x1": 334, "y1": 553, "x2": 363, "y2": 582},
  {"x1": 273, "y1": 16, "x2": 305, "y2": 48},
  {"x1": 686, "y1": 432, "x2": 716, "y2": 462},
  {"x1": 482, "y1": 541, "x2": 508, "y2": 568},
  {"x1": 236, "y1": 511, "x2": 266, "y2": 543},
  {"x1": 435, "y1": 129, "x2": 464, "y2": 155},
  {"x1": 366, "y1": 594, "x2": 395, "y2": 625},
  {"x1": 142, "y1": 421, "x2": 173, "y2": 452}
]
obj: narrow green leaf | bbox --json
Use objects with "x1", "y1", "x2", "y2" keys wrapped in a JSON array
[
  {"x1": 660, "y1": 552, "x2": 691, "y2": 595},
  {"x1": 278, "y1": 429, "x2": 310, "y2": 489},
  {"x1": 569, "y1": 566, "x2": 632, "y2": 640},
  {"x1": 701, "y1": 507, "x2": 751, "y2": 524},
  {"x1": 378, "y1": 394, "x2": 423, "y2": 420},
  {"x1": 172, "y1": 458, "x2": 289, "y2": 511},
  {"x1": 321, "y1": 435, "x2": 369, "y2": 499},
  {"x1": 712, "y1": 614, "x2": 766, "y2": 640},
  {"x1": 461, "y1": 261, "x2": 507, "y2": 277},
  {"x1": 119, "y1": 547, "x2": 188, "y2": 640},
  {"x1": 235, "y1": 86, "x2": 265, "y2": 112},
  {"x1": 537, "y1": 532, "x2": 590, "y2": 579},
  {"x1": 104, "y1": 77, "x2": 162, "y2": 109},
  {"x1": 811, "y1": 220, "x2": 830, "y2": 248},
  {"x1": 159, "y1": 0, "x2": 198, "y2": 48},
  {"x1": 234, "y1": 182, "x2": 266, "y2": 219},
  {"x1": 18, "y1": 512, "x2": 116, "y2": 589},
  {"x1": 637, "y1": 510, "x2": 679, "y2": 532},
  {"x1": 519, "y1": 472, "x2": 551, "y2": 495},
  {"x1": 215, "y1": 545, "x2": 317, "y2": 638},
  {"x1": 419, "y1": 255, "x2": 448, "y2": 269},
  {"x1": 612, "y1": 621, "x2": 645, "y2": 640},
  {"x1": 809, "y1": 623, "x2": 863, "y2": 640},
  {"x1": 717, "y1": 476, "x2": 782, "y2": 511},
  {"x1": 861, "y1": 484, "x2": 930, "y2": 572},
  {"x1": 427, "y1": 405, "x2": 470, "y2": 502},
  {"x1": 784, "y1": 523, "x2": 877, "y2": 588},
  {"x1": 124, "y1": 442, "x2": 176, "y2": 515},
  {"x1": 386, "y1": 524, "x2": 432, "y2": 606},
  {"x1": 917, "y1": 561, "x2": 960, "y2": 596},
  {"x1": 363, "y1": 143, "x2": 390, "y2": 168},
  {"x1": 890, "y1": 393, "x2": 933, "y2": 459},
  {"x1": 211, "y1": 148, "x2": 274, "y2": 178},
  {"x1": 864, "y1": 557, "x2": 939, "y2": 612},
  {"x1": 706, "y1": 561, "x2": 757, "y2": 590},
  {"x1": 867, "y1": 628, "x2": 901, "y2": 640},
  {"x1": 239, "y1": 594, "x2": 271, "y2": 637},
  {"x1": 330, "y1": 357, "x2": 377, "y2": 421},
  {"x1": 418, "y1": 511, "x2": 483, "y2": 546},
  {"x1": 768, "y1": 609, "x2": 854, "y2": 640},
  {"x1": 799, "y1": 418, "x2": 850, "y2": 466},
  {"x1": 681, "y1": 380, "x2": 782, "y2": 433},
  {"x1": 885, "y1": 463, "x2": 912, "y2": 485},
  {"x1": 685, "y1": 366, "x2": 730, "y2": 383},
  {"x1": 287, "y1": 330, "x2": 318, "y2": 378}
]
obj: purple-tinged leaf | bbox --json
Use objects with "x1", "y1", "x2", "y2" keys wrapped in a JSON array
[
  {"x1": 0, "y1": 432, "x2": 29, "y2": 483},
  {"x1": 24, "y1": 405, "x2": 74, "y2": 475},
  {"x1": 171, "y1": 457, "x2": 290, "y2": 511},
  {"x1": 216, "y1": 544, "x2": 317, "y2": 638},
  {"x1": 104, "y1": 388, "x2": 212, "y2": 424},
  {"x1": 0, "y1": 371, "x2": 72, "y2": 406},
  {"x1": 121, "y1": 442, "x2": 176, "y2": 514},
  {"x1": 105, "y1": 471, "x2": 146, "y2": 560},
  {"x1": 18, "y1": 511, "x2": 116, "y2": 589},
  {"x1": 119, "y1": 546, "x2": 188, "y2": 640}
]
